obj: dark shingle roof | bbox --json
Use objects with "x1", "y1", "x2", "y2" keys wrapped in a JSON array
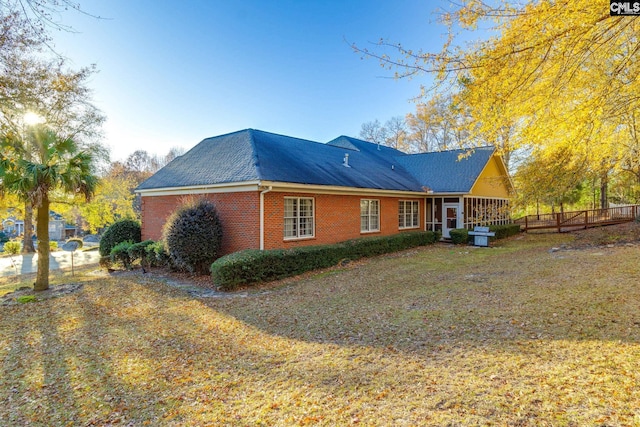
[
  {"x1": 136, "y1": 129, "x2": 496, "y2": 194},
  {"x1": 135, "y1": 130, "x2": 259, "y2": 190},
  {"x1": 395, "y1": 147, "x2": 495, "y2": 193}
]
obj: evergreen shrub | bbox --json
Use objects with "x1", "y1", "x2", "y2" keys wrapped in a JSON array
[
  {"x1": 449, "y1": 228, "x2": 469, "y2": 245},
  {"x1": 211, "y1": 231, "x2": 437, "y2": 290},
  {"x1": 489, "y1": 224, "x2": 521, "y2": 240},
  {"x1": 163, "y1": 199, "x2": 223, "y2": 274},
  {"x1": 110, "y1": 241, "x2": 134, "y2": 269},
  {"x1": 99, "y1": 219, "x2": 141, "y2": 256}
]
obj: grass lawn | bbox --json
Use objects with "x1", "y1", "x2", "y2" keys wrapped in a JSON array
[{"x1": 1, "y1": 229, "x2": 640, "y2": 425}]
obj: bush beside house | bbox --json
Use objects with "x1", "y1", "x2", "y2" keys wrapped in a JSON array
[
  {"x1": 163, "y1": 199, "x2": 223, "y2": 274},
  {"x1": 450, "y1": 224, "x2": 521, "y2": 245},
  {"x1": 211, "y1": 231, "x2": 438, "y2": 290}
]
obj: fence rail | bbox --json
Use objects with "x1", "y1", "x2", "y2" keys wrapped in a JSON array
[{"x1": 514, "y1": 205, "x2": 640, "y2": 232}]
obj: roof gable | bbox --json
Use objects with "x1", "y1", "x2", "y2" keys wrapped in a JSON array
[{"x1": 395, "y1": 147, "x2": 495, "y2": 193}]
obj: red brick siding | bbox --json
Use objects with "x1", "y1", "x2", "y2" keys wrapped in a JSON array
[
  {"x1": 140, "y1": 192, "x2": 260, "y2": 255},
  {"x1": 141, "y1": 191, "x2": 425, "y2": 254},
  {"x1": 263, "y1": 192, "x2": 424, "y2": 250}
]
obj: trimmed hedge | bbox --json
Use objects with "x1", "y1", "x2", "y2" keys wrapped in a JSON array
[
  {"x1": 489, "y1": 223, "x2": 521, "y2": 239},
  {"x1": 110, "y1": 240, "x2": 134, "y2": 270},
  {"x1": 449, "y1": 228, "x2": 469, "y2": 245},
  {"x1": 449, "y1": 223, "x2": 522, "y2": 245},
  {"x1": 211, "y1": 231, "x2": 437, "y2": 290}
]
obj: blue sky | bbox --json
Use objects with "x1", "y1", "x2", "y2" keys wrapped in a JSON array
[{"x1": 52, "y1": 1, "x2": 456, "y2": 161}]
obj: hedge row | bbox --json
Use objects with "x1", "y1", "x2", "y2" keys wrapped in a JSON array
[
  {"x1": 210, "y1": 231, "x2": 438, "y2": 290},
  {"x1": 489, "y1": 223, "x2": 521, "y2": 239},
  {"x1": 450, "y1": 223, "x2": 522, "y2": 245}
]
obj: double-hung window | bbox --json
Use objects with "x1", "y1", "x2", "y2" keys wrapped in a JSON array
[
  {"x1": 360, "y1": 199, "x2": 380, "y2": 232},
  {"x1": 399, "y1": 200, "x2": 420, "y2": 229},
  {"x1": 284, "y1": 197, "x2": 314, "y2": 239}
]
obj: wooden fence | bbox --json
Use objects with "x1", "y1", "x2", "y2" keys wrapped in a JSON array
[{"x1": 514, "y1": 205, "x2": 640, "y2": 232}]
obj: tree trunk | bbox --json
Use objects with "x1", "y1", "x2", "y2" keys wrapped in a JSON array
[
  {"x1": 34, "y1": 195, "x2": 50, "y2": 291},
  {"x1": 600, "y1": 173, "x2": 608, "y2": 209},
  {"x1": 22, "y1": 201, "x2": 35, "y2": 253}
]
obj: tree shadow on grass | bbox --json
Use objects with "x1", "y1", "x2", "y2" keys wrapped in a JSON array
[{"x1": 206, "y1": 243, "x2": 640, "y2": 352}]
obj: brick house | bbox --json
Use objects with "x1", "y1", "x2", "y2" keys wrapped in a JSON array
[{"x1": 136, "y1": 129, "x2": 514, "y2": 255}]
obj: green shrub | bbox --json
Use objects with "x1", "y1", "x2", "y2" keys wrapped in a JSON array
[
  {"x1": 211, "y1": 231, "x2": 437, "y2": 290},
  {"x1": 449, "y1": 228, "x2": 469, "y2": 245},
  {"x1": 110, "y1": 240, "x2": 134, "y2": 270},
  {"x1": 489, "y1": 224, "x2": 521, "y2": 240},
  {"x1": 128, "y1": 240, "x2": 154, "y2": 262},
  {"x1": 3, "y1": 241, "x2": 21, "y2": 255},
  {"x1": 49, "y1": 241, "x2": 58, "y2": 251},
  {"x1": 163, "y1": 199, "x2": 223, "y2": 274},
  {"x1": 99, "y1": 219, "x2": 141, "y2": 256},
  {"x1": 0, "y1": 231, "x2": 8, "y2": 244},
  {"x1": 144, "y1": 240, "x2": 171, "y2": 268}
]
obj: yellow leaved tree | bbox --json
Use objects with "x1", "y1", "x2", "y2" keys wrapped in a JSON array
[{"x1": 355, "y1": 0, "x2": 640, "y2": 209}]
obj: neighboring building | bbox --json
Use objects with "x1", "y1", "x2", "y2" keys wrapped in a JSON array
[
  {"x1": 136, "y1": 129, "x2": 514, "y2": 255},
  {"x1": 48, "y1": 211, "x2": 66, "y2": 241},
  {"x1": 1, "y1": 211, "x2": 69, "y2": 241},
  {"x1": 1, "y1": 217, "x2": 25, "y2": 237}
]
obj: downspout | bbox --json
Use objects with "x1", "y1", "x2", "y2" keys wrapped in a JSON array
[{"x1": 259, "y1": 186, "x2": 272, "y2": 250}]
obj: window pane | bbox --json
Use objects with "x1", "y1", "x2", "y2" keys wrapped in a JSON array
[
  {"x1": 361, "y1": 215, "x2": 369, "y2": 232},
  {"x1": 284, "y1": 218, "x2": 296, "y2": 238},
  {"x1": 300, "y1": 198, "x2": 312, "y2": 217},
  {"x1": 300, "y1": 217, "x2": 313, "y2": 236},
  {"x1": 360, "y1": 199, "x2": 369, "y2": 215},
  {"x1": 371, "y1": 214, "x2": 379, "y2": 231},
  {"x1": 284, "y1": 198, "x2": 296, "y2": 218},
  {"x1": 371, "y1": 200, "x2": 379, "y2": 215}
]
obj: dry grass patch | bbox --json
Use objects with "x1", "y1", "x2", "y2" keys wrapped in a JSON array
[{"x1": 1, "y1": 229, "x2": 640, "y2": 425}]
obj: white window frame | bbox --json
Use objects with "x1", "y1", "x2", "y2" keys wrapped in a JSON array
[
  {"x1": 399, "y1": 200, "x2": 420, "y2": 229},
  {"x1": 360, "y1": 199, "x2": 380, "y2": 233},
  {"x1": 284, "y1": 197, "x2": 315, "y2": 240}
]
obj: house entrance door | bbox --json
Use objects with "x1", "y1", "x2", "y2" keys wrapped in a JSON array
[{"x1": 443, "y1": 204, "x2": 458, "y2": 238}]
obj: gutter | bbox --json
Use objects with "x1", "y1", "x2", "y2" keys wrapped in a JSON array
[{"x1": 259, "y1": 185, "x2": 273, "y2": 250}]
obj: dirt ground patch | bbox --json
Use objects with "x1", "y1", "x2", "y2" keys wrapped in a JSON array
[{"x1": 569, "y1": 221, "x2": 640, "y2": 247}]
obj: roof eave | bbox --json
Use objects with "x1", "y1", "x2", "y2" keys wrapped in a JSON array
[{"x1": 136, "y1": 180, "x2": 261, "y2": 196}]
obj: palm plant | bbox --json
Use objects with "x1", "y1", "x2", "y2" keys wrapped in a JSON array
[{"x1": 1, "y1": 126, "x2": 97, "y2": 290}]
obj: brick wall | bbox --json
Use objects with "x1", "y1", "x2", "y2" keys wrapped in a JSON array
[
  {"x1": 140, "y1": 192, "x2": 260, "y2": 255},
  {"x1": 141, "y1": 190, "x2": 425, "y2": 254},
  {"x1": 263, "y1": 192, "x2": 425, "y2": 250}
]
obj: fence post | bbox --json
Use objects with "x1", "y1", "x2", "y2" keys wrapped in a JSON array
[
  {"x1": 557, "y1": 213, "x2": 561, "y2": 233},
  {"x1": 584, "y1": 210, "x2": 588, "y2": 229}
]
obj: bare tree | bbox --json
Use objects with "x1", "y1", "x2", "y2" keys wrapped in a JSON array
[
  {"x1": 359, "y1": 119, "x2": 387, "y2": 146},
  {"x1": 383, "y1": 116, "x2": 409, "y2": 151}
]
